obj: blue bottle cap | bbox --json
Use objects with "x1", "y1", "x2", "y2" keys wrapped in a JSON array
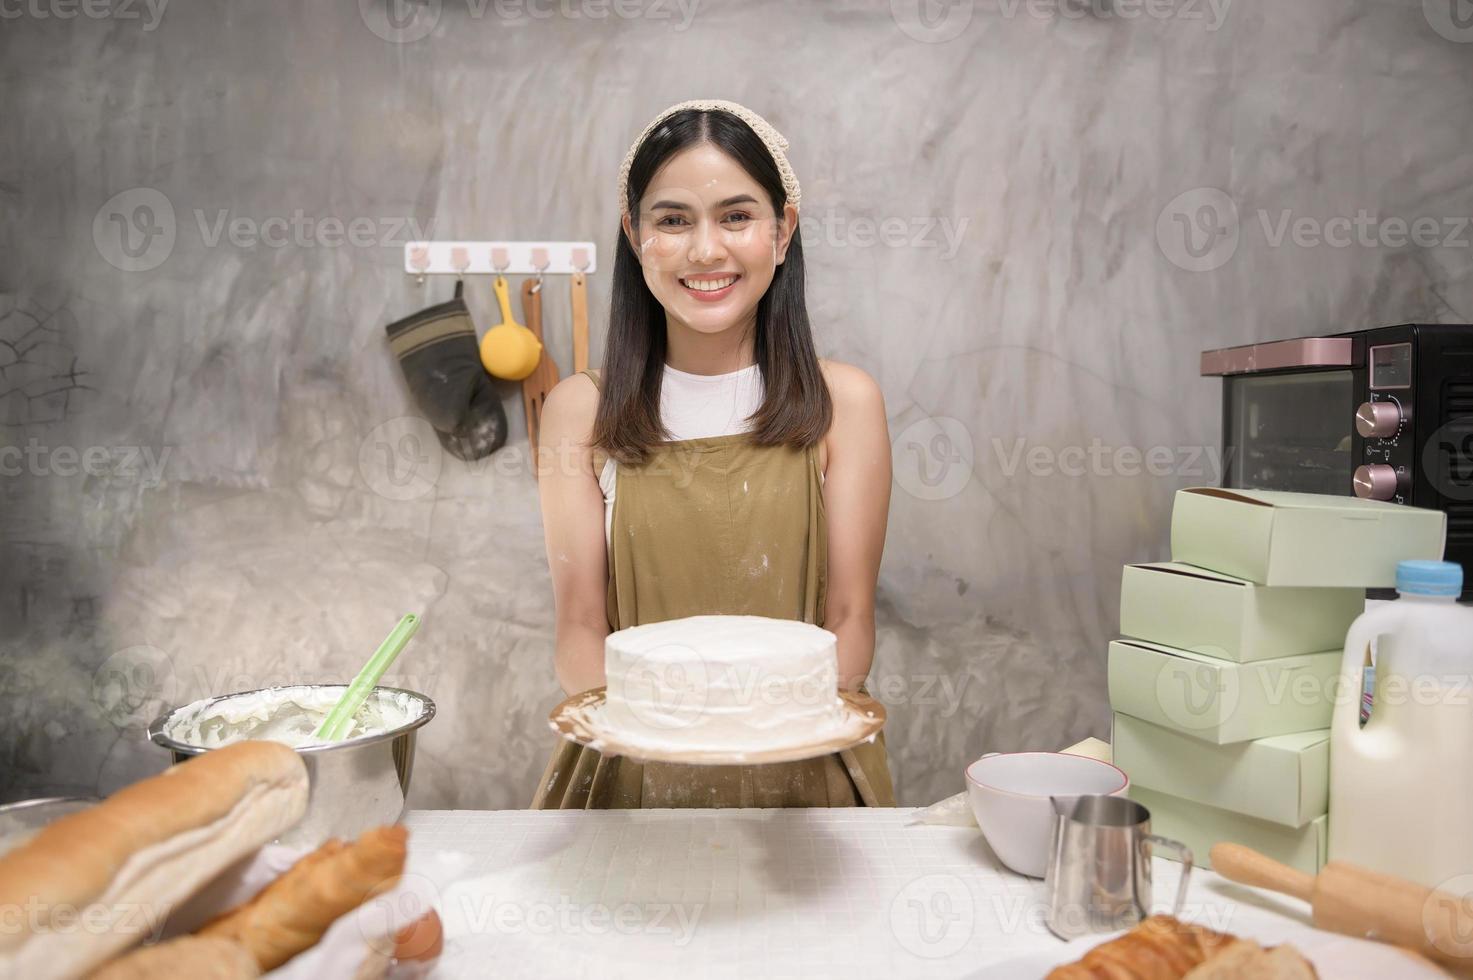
[{"x1": 1395, "y1": 560, "x2": 1463, "y2": 597}]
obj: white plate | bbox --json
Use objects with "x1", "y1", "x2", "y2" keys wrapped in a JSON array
[{"x1": 982, "y1": 920, "x2": 1450, "y2": 979}]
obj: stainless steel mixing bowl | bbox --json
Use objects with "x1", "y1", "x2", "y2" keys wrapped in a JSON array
[
  {"x1": 0, "y1": 797, "x2": 101, "y2": 857},
  {"x1": 147, "y1": 684, "x2": 435, "y2": 847}
]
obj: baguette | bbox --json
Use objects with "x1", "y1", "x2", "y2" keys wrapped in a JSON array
[
  {"x1": 87, "y1": 936, "x2": 260, "y2": 980},
  {"x1": 199, "y1": 825, "x2": 408, "y2": 970},
  {"x1": 0, "y1": 741, "x2": 308, "y2": 980}
]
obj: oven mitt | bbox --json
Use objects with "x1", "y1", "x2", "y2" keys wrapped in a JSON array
[{"x1": 385, "y1": 280, "x2": 508, "y2": 461}]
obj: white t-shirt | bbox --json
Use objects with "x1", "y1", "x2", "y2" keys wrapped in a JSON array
[{"x1": 599, "y1": 362, "x2": 765, "y2": 549}]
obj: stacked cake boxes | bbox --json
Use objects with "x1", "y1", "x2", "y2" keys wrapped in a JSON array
[{"x1": 1109, "y1": 489, "x2": 1447, "y2": 874}]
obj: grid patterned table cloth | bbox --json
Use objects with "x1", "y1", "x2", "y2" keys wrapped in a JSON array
[{"x1": 401, "y1": 807, "x2": 1305, "y2": 979}]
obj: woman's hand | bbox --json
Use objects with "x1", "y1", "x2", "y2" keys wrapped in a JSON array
[
  {"x1": 537, "y1": 373, "x2": 611, "y2": 695},
  {"x1": 819, "y1": 361, "x2": 892, "y2": 691}
]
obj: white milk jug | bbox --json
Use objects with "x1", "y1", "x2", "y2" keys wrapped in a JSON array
[{"x1": 1330, "y1": 560, "x2": 1473, "y2": 888}]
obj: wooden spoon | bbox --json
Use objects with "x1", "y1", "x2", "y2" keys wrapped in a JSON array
[
  {"x1": 520, "y1": 279, "x2": 561, "y2": 477},
  {"x1": 571, "y1": 269, "x2": 589, "y2": 374}
]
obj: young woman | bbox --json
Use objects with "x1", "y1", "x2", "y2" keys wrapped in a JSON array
[{"x1": 531, "y1": 100, "x2": 894, "y2": 808}]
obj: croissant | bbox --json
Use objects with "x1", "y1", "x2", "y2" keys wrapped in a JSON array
[
  {"x1": 1047, "y1": 915, "x2": 1318, "y2": 979},
  {"x1": 1182, "y1": 941, "x2": 1318, "y2": 979}
]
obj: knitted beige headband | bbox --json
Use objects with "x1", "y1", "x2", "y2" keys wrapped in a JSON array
[{"x1": 617, "y1": 99, "x2": 802, "y2": 219}]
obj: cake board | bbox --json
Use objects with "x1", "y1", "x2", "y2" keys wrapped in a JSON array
[{"x1": 548, "y1": 687, "x2": 887, "y2": 765}]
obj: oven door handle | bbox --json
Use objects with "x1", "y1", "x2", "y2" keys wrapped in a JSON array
[{"x1": 1200, "y1": 337, "x2": 1354, "y2": 376}]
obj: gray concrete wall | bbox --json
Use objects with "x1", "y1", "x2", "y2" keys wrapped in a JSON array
[{"x1": 2, "y1": 0, "x2": 1470, "y2": 808}]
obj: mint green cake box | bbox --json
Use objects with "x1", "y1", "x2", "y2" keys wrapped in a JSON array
[
  {"x1": 1169, "y1": 488, "x2": 1445, "y2": 588},
  {"x1": 1107, "y1": 639, "x2": 1339, "y2": 744},
  {"x1": 1111, "y1": 713, "x2": 1328, "y2": 828},
  {"x1": 1119, "y1": 562, "x2": 1363, "y2": 663}
]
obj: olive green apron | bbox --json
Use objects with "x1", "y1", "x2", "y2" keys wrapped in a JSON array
[{"x1": 531, "y1": 368, "x2": 895, "y2": 809}]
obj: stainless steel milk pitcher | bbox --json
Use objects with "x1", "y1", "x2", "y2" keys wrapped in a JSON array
[{"x1": 1044, "y1": 794, "x2": 1193, "y2": 940}]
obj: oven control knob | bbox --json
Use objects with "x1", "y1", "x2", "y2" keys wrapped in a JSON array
[
  {"x1": 1355, "y1": 401, "x2": 1401, "y2": 439},
  {"x1": 1353, "y1": 464, "x2": 1401, "y2": 500}
]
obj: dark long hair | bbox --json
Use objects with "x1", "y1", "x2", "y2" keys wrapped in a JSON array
[{"x1": 591, "y1": 108, "x2": 831, "y2": 466}]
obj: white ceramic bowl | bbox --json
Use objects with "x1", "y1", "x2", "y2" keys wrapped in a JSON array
[{"x1": 965, "y1": 751, "x2": 1130, "y2": 878}]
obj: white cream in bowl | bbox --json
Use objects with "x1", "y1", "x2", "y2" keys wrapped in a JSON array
[{"x1": 163, "y1": 685, "x2": 424, "y2": 750}]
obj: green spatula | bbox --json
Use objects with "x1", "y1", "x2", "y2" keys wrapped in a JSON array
[{"x1": 314, "y1": 613, "x2": 420, "y2": 742}]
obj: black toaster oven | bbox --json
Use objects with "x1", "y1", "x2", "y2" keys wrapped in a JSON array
[{"x1": 1201, "y1": 323, "x2": 1473, "y2": 599}]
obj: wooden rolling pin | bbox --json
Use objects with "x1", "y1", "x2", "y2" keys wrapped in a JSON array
[{"x1": 1211, "y1": 843, "x2": 1473, "y2": 976}]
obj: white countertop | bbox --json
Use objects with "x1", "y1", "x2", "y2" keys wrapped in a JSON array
[{"x1": 400, "y1": 807, "x2": 1402, "y2": 980}]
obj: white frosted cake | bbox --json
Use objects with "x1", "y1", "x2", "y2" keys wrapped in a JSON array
[{"x1": 603, "y1": 614, "x2": 843, "y2": 749}]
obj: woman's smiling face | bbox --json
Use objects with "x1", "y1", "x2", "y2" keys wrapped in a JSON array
[{"x1": 626, "y1": 143, "x2": 796, "y2": 336}]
